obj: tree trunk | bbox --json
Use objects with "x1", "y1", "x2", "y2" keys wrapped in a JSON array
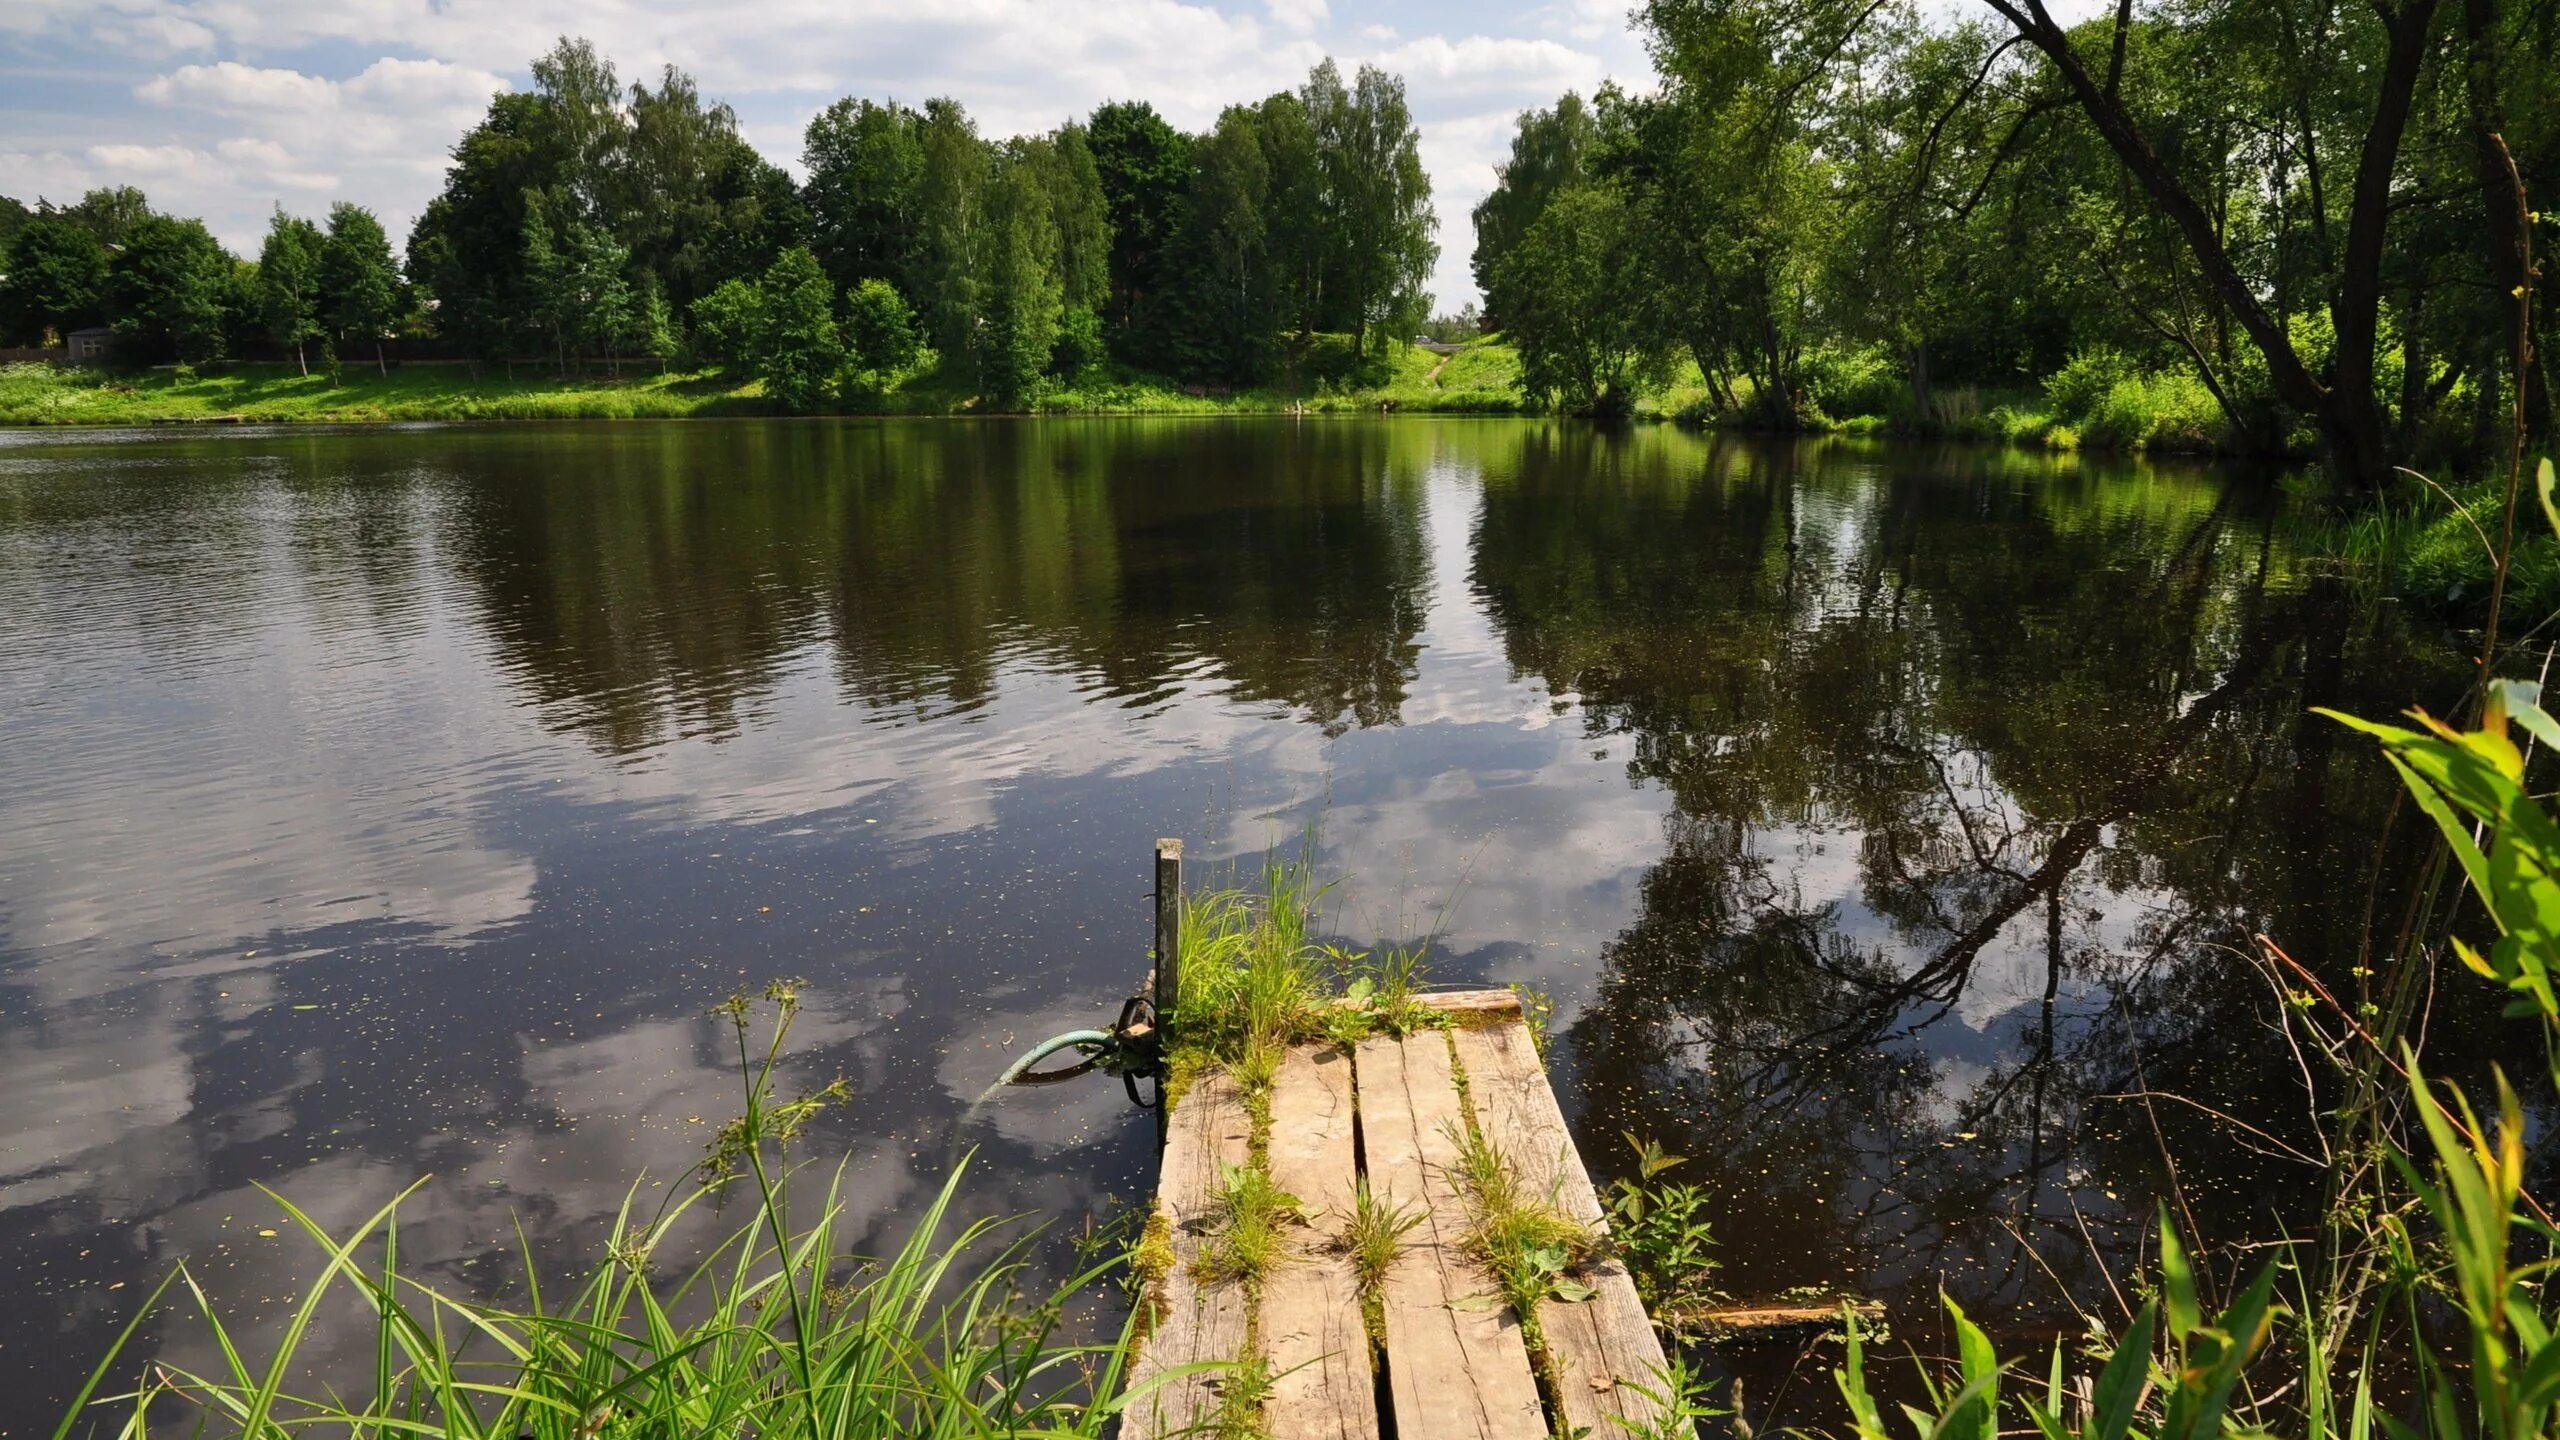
[
  {"x1": 1908, "y1": 337, "x2": 1933, "y2": 420},
  {"x1": 2462, "y1": 0, "x2": 2547, "y2": 445},
  {"x1": 2399, "y1": 282, "x2": 2429, "y2": 445},
  {"x1": 1990, "y1": 0, "x2": 2437, "y2": 491},
  {"x1": 2326, "y1": 0, "x2": 2438, "y2": 487},
  {"x1": 295, "y1": 340, "x2": 307, "y2": 378},
  {"x1": 375, "y1": 340, "x2": 386, "y2": 378}
]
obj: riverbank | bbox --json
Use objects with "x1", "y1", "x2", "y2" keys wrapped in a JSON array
[{"x1": 0, "y1": 342, "x2": 1532, "y2": 425}]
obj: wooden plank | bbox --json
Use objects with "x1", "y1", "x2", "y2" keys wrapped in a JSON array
[
  {"x1": 1453, "y1": 1021, "x2": 1675, "y2": 1439},
  {"x1": 1262, "y1": 1046, "x2": 1380, "y2": 1440},
  {"x1": 1410, "y1": 989, "x2": 1524, "y2": 1020},
  {"x1": 1126, "y1": 1070, "x2": 1252, "y2": 1440},
  {"x1": 1353, "y1": 1032, "x2": 1547, "y2": 1440}
]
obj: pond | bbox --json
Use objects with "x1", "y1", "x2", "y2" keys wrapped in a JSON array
[{"x1": 0, "y1": 418, "x2": 2477, "y2": 1427}]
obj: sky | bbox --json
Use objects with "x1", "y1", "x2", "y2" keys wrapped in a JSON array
[{"x1": 0, "y1": 0, "x2": 1666, "y2": 313}]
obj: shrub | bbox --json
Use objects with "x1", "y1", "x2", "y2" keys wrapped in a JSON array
[
  {"x1": 2044, "y1": 346, "x2": 2137, "y2": 423},
  {"x1": 1799, "y1": 345, "x2": 1901, "y2": 422}
]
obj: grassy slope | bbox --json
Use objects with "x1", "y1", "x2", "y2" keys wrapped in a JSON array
[{"x1": 0, "y1": 342, "x2": 1533, "y2": 426}]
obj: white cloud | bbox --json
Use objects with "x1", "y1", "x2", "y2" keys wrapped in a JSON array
[
  {"x1": 1267, "y1": 0, "x2": 1330, "y2": 36},
  {"x1": 138, "y1": 60, "x2": 336, "y2": 112},
  {"x1": 85, "y1": 142, "x2": 201, "y2": 172}
]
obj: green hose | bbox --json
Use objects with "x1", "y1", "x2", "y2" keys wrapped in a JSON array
[{"x1": 989, "y1": 1029, "x2": 1115, "y2": 1092}]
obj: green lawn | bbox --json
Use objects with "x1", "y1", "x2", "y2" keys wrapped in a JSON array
[{"x1": 0, "y1": 345, "x2": 1541, "y2": 426}]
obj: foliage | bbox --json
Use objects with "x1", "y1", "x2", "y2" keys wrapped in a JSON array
[
  {"x1": 1601, "y1": 1134, "x2": 1717, "y2": 1317},
  {"x1": 804, "y1": 98, "x2": 925, "y2": 293},
  {"x1": 0, "y1": 216, "x2": 108, "y2": 346},
  {"x1": 753, "y1": 246, "x2": 844, "y2": 413},
  {"x1": 1492, "y1": 182, "x2": 1663, "y2": 415},
  {"x1": 256, "y1": 210, "x2": 327, "y2": 373},
  {"x1": 842, "y1": 277, "x2": 922, "y2": 382},
  {"x1": 1088, "y1": 100, "x2": 1193, "y2": 358},
  {"x1": 1470, "y1": 93, "x2": 1595, "y2": 331},
  {"x1": 1343, "y1": 1178, "x2": 1422, "y2": 1337},
  {"x1": 1444, "y1": 1118, "x2": 1599, "y2": 1321},
  {"x1": 974, "y1": 148, "x2": 1067, "y2": 408},
  {"x1": 1197, "y1": 1158, "x2": 1305, "y2": 1288},
  {"x1": 320, "y1": 203, "x2": 401, "y2": 374},
  {"x1": 52, "y1": 990, "x2": 1144, "y2": 1438},
  {"x1": 104, "y1": 213, "x2": 232, "y2": 363},
  {"x1": 690, "y1": 277, "x2": 763, "y2": 371},
  {"x1": 1303, "y1": 61, "x2": 1437, "y2": 359}
]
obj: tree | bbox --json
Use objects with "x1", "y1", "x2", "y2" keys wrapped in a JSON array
[
  {"x1": 407, "y1": 91, "x2": 553, "y2": 360},
  {"x1": 690, "y1": 278, "x2": 763, "y2": 370},
  {"x1": 843, "y1": 277, "x2": 921, "y2": 381},
  {"x1": 1255, "y1": 89, "x2": 1327, "y2": 339},
  {"x1": 632, "y1": 279, "x2": 677, "y2": 371},
  {"x1": 106, "y1": 214, "x2": 231, "y2": 363},
  {"x1": 257, "y1": 209, "x2": 327, "y2": 375},
  {"x1": 321, "y1": 203, "x2": 401, "y2": 376},
  {"x1": 1471, "y1": 93, "x2": 1596, "y2": 331},
  {"x1": 803, "y1": 98, "x2": 925, "y2": 292},
  {"x1": 1494, "y1": 183, "x2": 1664, "y2": 414},
  {"x1": 911, "y1": 98, "x2": 989, "y2": 364},
  {"x1": 1305, "y1": 61, "x2": 1436, "y2": 358},
  {"x1": 752, "y1": 246, "x2": 843, "y2": 411},
  {"x1": 0, "y1": 194, "x2": 28, "y2": 252},
  {"x1": 1168, "y1": 103, "x2": 1281, "y2": 383},
  {"x1": 1087, "y1": 100, "x2": 1192, "y2": 358},
  {"x1": 0, "y1": 217, "x2": 107, "y2": 346},
  {"x1": 617, "y1": 65, "x2": 807, "y2": 314},
  {"x1": 63, "y1": 186, "x2": 153, "y2": 247},
  {"x1": 976, "y1": 149, "x2": 1065, "y2": 407},
  {"x1": 1034, "y1": 124, "x2": 1112, "y2": 373}
]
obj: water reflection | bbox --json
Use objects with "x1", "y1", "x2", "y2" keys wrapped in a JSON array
[{"x1": 0, "y1": 420, "x2": 2463, "y2": 1428}]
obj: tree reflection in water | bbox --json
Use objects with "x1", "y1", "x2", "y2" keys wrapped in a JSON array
[{"x1": 1471, "y1": 433, "x2": 2490, "y2": 1418}]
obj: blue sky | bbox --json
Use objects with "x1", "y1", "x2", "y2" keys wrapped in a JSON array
[{"x1": 0, "y1": 0, "x2": 1665, "y2": 311}]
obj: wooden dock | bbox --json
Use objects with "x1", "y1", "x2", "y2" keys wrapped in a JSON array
[{"x1": 1126, "y1": 989, "x2": 1674, "y2": 1440}]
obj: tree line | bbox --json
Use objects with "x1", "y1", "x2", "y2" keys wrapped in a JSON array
[
  {"x1": 1479, "y1": 0, "x2": 2556, "y2": 487},
  {"x1": 0, "y1": 38, "x2": 1437, "y2": 407},
  {"x1": 0, "y1": 186, "x2": 401, "y2": 373}
]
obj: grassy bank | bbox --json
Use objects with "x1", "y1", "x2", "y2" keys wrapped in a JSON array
[{"x1": 0, "y1": 342, "x2": 1531, "y2": 426}]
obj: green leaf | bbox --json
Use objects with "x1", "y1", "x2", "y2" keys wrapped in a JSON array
[
  {"x1": 2158, "y1": 1211, "x2": 2199, "y2": 1338},
  {"x1": 2085, "y1": 1302, "x2": 2157, "y2": 1440}
]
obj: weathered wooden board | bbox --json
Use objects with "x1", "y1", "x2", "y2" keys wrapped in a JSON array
[
  {"x1": 1409, "y1": 989, "x2": 1526, "y2": 1021},
  {"x1": 1125, "y1": 1070, "x2": 1253, "y2": 1440},
  {"x1": 1354, "y1": 1032, "x2": 1548, "y2": 1440},
  {"x1": 1262, "y1": 1046, "x2": 1380, "y2": 1440},
  {"x1": 1453, "y1": 1021, "x2": 1675, "y2": 1439}
]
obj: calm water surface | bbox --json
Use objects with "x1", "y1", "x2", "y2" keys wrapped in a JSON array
[{"x1": 0, "y1": 419, "x2": 2472, "y2": 1428}]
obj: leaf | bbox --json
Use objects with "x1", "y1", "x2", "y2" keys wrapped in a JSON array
[
  {"x1": 2085, "y1": 1302, "x2": 2157, "y2": 1440},
  {"x1": 1551, "y1": 1279, "x2": 1596, "y2": 1303},
  {"x1": 2158, "y1": 1210, "x2": 2199, "y2": 1338}
]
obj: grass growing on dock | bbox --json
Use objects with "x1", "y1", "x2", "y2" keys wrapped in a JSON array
[
  {"x1": 1197, "y1": 1160, "x2": 1304, "y2": 1288},
  {"x1": 1165, "y1": 854, "x2": 1440, "y2": 1102},
  {"x1": 1343, "y1": 1179, "x2": 1423, "y2": 1343},
  {"x1": 55, "y1": 987, "x2": 1144, "y2": 1439}
]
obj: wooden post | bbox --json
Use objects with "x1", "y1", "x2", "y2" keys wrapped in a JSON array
[{"x1": 1154, "y1": 838, "x2": 1183, "y2": 1035}]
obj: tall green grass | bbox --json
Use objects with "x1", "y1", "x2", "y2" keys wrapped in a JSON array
[{"x1": 56, "y1": 984, "x2": 1150, "y2": 1439}]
